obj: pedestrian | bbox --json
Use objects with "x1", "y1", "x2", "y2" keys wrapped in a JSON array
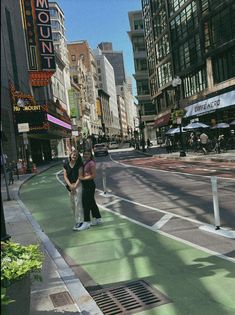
[
  {"x1": 77, "y1": 150, "x2": 102, "y2": 231},
  {"x1": 199, "y1": 132, "x2": 209, "y2": 154},
  {"x1": 147, "y1": 138, "x2": 151, "y2": 148},
  {"x1": 165, "y1": 137, "x2": 172, "y2": 153},
  {"x1": 63, "y1": 149, "x2": 84, "y2": 231},
  {"x1": 7, "y1": 162, "x2": 14, "y2": 185}
]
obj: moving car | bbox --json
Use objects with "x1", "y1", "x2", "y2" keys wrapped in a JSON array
[
  {"x1": 93, "y1": 143, "x2": 108, "y2": 157},
  {"x1": 108, "y1": 141, "x2": 119, "y2": 149}
]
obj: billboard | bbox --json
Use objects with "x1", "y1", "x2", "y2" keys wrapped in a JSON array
[{"x1": 21, "y1": 0, "x2": 56, "y2": 72}]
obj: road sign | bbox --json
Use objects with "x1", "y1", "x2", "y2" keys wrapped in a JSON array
[{"x1": 18, "y1": 123, "x2": 29, "y2": 133}]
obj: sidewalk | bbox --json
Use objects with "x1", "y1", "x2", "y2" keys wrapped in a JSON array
[
  {"x1": 1, "y1": 161, "x2": 103, "y2": 315},
  {"x1": 138, "y1": 145, "x2": 235, "y2": 162}
]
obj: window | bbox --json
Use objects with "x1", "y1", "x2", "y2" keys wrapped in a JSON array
[
  {"x1": 170, "y1": 1, "x2": 198, "y2": 42},
  {"x1": 134, "y1": 19, "x2": 143, "y2": 30},
  {"x1": 168, "y1": 0, "x2": 188, "y2": 16},
  {"x1": 155, "y1": 34, "x2": 170, "y2": 62},
  {"x1": 157, "y1": 62, "x2": 172, "y2": 88},
  {"x1": 52, "y1": 33, "x2": 61, "y2": 41},
  {"x1": 143, "y1": 102, "x2": 157, "y2": 115},
  {"x1": 137, "y1": 79, "x2": 150, "y2": 95},
  {"x1": 71, "y1": 55, "x2": 76, "y2": 61},
  {"x1": 209, "y1": 5, "x2": 235, "y2": 50},
  {"x1": 212, "y1": 48, "x2": 235, "y2": 83},
  {"x1": 49, "y1": 9, "x2": 57, "y2": 17},
  {"x1": 174, "y1": 34, "x2": 202, "y2": 72},
  {"x1": 183, "y1": 68, "x2": 207, "y2": 97}
]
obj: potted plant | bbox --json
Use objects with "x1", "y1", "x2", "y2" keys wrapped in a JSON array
[{"x1": 1, "y1": 241, "x2": 43, "y2": 315}]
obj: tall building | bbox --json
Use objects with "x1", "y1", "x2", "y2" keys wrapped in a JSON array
[
  {"x1": 141, "y1": 0, "x2": 235, "y2": 137},
  {"x1": 1, "y1": 0, "x2": 71, "y2": 165},
  {"x1": 49, "y1": 2, "x2": 70, "y2": 111},
  {"x1": 128, "y1": 10, "x2": 156, "y2": 140},
  {"x1": 1, "y1": 0, "x2": 30, "y2": 161},
  {"x1": 67, "y1": 41, "x2": 101, "y2": 137},
  {"x1": 94, "y1": 48, "x2": 120, "y2": 136},
  {"x1": 49, "y1": 1, "x2": 71, "y2": 156},
  {"x1": 98, "y1": 42, "x2": 126, "y2": 86}
]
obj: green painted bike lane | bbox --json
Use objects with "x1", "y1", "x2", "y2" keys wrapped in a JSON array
[{"x1": 20, "y1": 166, "x2": 235, "y2": 315}]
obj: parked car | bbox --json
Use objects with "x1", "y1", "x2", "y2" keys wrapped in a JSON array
[
  {"x1": 93, "y1": 143, "x2": 108, "y2": 157},
  {"x1": 108, "y1": 141, "x2": 119, "y2": 149}
]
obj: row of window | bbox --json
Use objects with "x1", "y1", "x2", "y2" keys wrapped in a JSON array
[
  {"x1": 155, "y1": 34, "x2": 170, "y2": 63},
  {"x1": 170, "y1": 1, "x2": 198, "y2": 42},
  {"x1": 152, "y1": 8, "x2": 167, "y2": 39},
  {"x1": 182, "y1": 68, "x2": 207, "y2": 98},
  {"x1": 168, "y1": 0, "x2": 188, "y2": 16},
  {"x1": 174, "y1": 34, "x2": 202, "y2": 72},
  {"x1": 212, "y1": 47, "x2": 235, "y2": 83},
  {"x1": 205, "y1": 5, "x2": 235, "y2": 50}
]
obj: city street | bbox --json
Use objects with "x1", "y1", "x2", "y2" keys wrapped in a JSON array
[{"x1": 18, "y1": 151, "x2": 235, "y2": 314}]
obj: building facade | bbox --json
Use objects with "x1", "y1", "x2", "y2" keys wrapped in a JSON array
[
  {"x1": 94, "y1": 49, "x2": 121, "y2": 136},
  {"x1": 141, "y1": 0, "x2": 235, "y2": 137},
  {"x1": 128, "y1": 10, "x2": 156, "y2": 141},
  {"x1": 67, "y1": 41, "x2": 101, "y2": 137},
  {"x1": 1, "y1": 0, "x2": 72, "y2": 166}
]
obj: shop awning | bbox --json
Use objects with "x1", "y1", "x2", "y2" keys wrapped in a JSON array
[{"x1": 154, "y1": 113, "x2": 171, "y2": 128}]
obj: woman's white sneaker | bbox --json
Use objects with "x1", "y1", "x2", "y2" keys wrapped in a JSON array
[
  {"x1": 73, "y1": 222, "x2": 83, "y2": 231},
  {"x1": 91, "y1": 218, "x2": 103, "y2": 226},
  {"x1": 77, "y1": 222, "x2": 91, "y2": 231}
]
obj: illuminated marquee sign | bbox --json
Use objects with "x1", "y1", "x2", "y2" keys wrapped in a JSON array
[
  {"x1": 21, "y1": 0, "x2": 55, "y2": 72},
  {"x1": 47, "y1": 114, "x2": 72, "y2": 130}
]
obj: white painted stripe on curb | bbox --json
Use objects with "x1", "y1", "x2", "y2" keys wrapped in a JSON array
[
  {"x1": 152, "y1": 213, "x2": 174, "y2": 230},
  {"x1": 199, "y1": 225, "x2": 235, "y2": 239}
]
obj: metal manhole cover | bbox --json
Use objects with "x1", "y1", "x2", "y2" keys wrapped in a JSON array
[
  {"x1": 90, "y1": 280, "x2": 171, "y2": 315},
  {"x1": 49, "y1": 291, "x2": 74, "y2": 307}
]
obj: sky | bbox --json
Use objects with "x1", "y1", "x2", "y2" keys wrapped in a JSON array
[{"x1": 53, "y1": 0, "x2": 142, "y2": 94}]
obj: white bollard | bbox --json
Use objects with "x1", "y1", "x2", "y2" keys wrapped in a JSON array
[
  {"x1": 210, "y1": 176, "x2": 220, "y2": 230},
  {"x1": 102, "y1": 168, "x2": 107, "y2": 195}
]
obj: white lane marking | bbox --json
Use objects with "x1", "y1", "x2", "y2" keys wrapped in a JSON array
[
  {"x1": 100, "y1": 204, "x2": 235, "y2": 264},
  {"x1": 56, "y1": 170, "x2": 65, "y2": 187},
  {"x1": 96, "y1": 189, "x2": 207, "y2": 227},
  {"x1": 104, "y1": 199, "x2": 121, "y2": 207},
  {"x1": 109, "y1": 154, "x2": 235, "y2": 181},
  {"x1": 55, "y1": 171, "x2": 235, "y2": 263},
  {"x1": 152, "y1": 213, "x2": 174, "y2": 230}
]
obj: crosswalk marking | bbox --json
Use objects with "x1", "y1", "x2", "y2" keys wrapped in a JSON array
[{"x1": 152, "y1": 213, "x2": 174, "y2": 230}]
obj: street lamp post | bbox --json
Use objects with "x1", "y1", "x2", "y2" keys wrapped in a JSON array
[
  {"x1": 139, "y1": 109, "x2": 146, "y2": 152},
  {"x1": 172, "y1": 76, "x2": 186, "y2": 157}
]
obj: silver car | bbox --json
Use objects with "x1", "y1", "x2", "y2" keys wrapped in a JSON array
[{"x1": 94, "y1": 143, "x2": 108, "y2": 157}]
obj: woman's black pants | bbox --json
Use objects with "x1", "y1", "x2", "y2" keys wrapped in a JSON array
[{"x1": 82, "y1": 180, "x2": 101, "y2": 222}]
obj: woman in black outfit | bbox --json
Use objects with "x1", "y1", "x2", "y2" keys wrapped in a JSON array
[{"x1": 77, "y1": 150, "x2": 102, "y2": 231}]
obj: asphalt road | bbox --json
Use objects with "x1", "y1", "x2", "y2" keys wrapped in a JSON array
[{"x1": 94, "y1": 150, "x2": 235, "y2": 230}]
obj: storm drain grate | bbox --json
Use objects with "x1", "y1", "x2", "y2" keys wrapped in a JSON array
[
  {"x1": 49, "y1": 291, "x2": 74, "y2": 308},
  {"x1": 90, "y1": 280, "x2": 171, "y2": 315}
]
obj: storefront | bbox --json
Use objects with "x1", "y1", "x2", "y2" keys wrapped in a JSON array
[
  {"x1": 184, "y1": 90, "x2": 235, "y2": 125},
  {"x1": 154, "y1": 112, "x2": 171, "y2": 143},
  {"x1": 11, "y1": 84, "x2": 71, "y2": 164}
]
